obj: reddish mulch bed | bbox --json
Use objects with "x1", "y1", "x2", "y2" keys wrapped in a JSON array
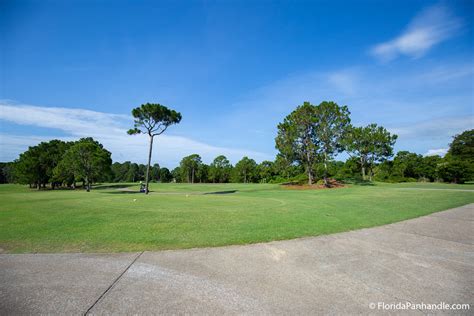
[{"x1": 281, "y1": 179, "x2": 345, "y2": 190}]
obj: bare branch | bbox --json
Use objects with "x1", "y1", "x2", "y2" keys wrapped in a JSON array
[{"x1": 153, "y1": 125, "x2": 168, "y2": 136}]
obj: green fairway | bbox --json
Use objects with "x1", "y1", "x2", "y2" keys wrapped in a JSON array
[{"x1": 0, "y1": 182, "x2": 473, "y2": 253}]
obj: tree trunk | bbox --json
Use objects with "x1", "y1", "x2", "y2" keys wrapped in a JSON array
[
  {"x1": 244, "y1": 170, "x2": 247, "y2": 183},
  {"x1": 145, "y1": 135, "x2": 154, "y2": 194},
  {"x1": 306, "y1": 148, "x2": 313, "y2": 185},
  {"x1": 323, "y1": 163, "x2": 328, "y2": 186},
  {"x1": 37, "y1": 182, "x2": 41, "y2": 190},
  {"x1": 360, "y1": 156, "x2": 366, "y2": 180},
  {"x1": 85, "y1": 176, "x2": 90, "y2": 192},
  {"x1": 192, "y1": 167, "x2": 194, "y2": 184},
  {"x1": 323, "y1": 153, "x2": 329, "y2": 187}
]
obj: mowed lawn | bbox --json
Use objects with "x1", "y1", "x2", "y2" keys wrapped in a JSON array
[{"x1": 0, "y1": 182, "x2": 473, "y2": 253}]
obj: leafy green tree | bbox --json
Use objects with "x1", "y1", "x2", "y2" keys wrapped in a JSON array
[
  {"x1": 171, "y1": 166, "x2": 182, "y2": 182},
  {"x1": 448, "y1": 129, "x2": 474, "y2": 162},
  {"x1": 14, "y1": 139, "x2": 70, "y2": 189},
  {"x1": 438, "y1": 129, "x2": 474, "y2": 183},
  {"x1": 43, "y1": 140, "x2": 72, "y2": 188},
  {"x1": 14, "y1": 145, "x2": 42, "y2": 188},
  {"x1": 0, "y1": 162, "x2": 14, "y2": 184},
  {"x1": 258, "y1": 160, "x2": 274, "y2": 183},
  {"x1": 118, "y1": 162, "x2": 132, "y2": 182},
  {"x1": 196, "y1": 163, "x2": 209, "y2": 183},
  {"x1": 159, "y1": 167, "x2": 173, "y2": 183},
  {"x1": 272, "y1": 154, "x2": 298, "y2": 180},
  {"x1": 313, "y1": 101, "x2": 350, "y2": 186},
  {"x1": 180, "y1": 154, "x2": 202, "y2": 183},
  {"x1": 314, "y1": 160, "x2": 340, "y2": 182},
  {"x1": 373, "y1": 160, "x2": 393, "y2": 182},
  {"x1": 275, "y1": 102, "x2": 319, "y2": 185},
  {"x1": 110, "y1": 162, "x2": 122, "y2": 182},
  {"x1": 111, "y1": 161, "x2": 160, "y2": 183},
  {"x1": 437, "y1": 159, "x2": 472, "y2": 184},
  {"x1": 150, "y1": 163, "x2": 160, "y2": 182},
  {"x1": 111, "y1": 162, "x2": 131, "y2": 182},
  {"x1": 57, "y1": 138, "x2": 112, "y2": 192},
  {"x1": 125, "y1": 163, "x2": 140, "y2": 182},
  {"x1": 420, "y1": 155, "x2": 443, "y2": 182},
  {"x1": 233, "y1": 157, "x2": 257, "y2": 183},
  {"x1": 275, "y1": 101, "x2": 350, "y2": 185},
  {"x1": 139, "y1": 164, "x2": 148, "y2": 181},
  {"x1": 392, "y1": 151, "x2": 423, "y2": 179},
  {"x1": 343, "y1": 124, "x2": 397, "y2": 180},
  {"x1": 52, "y1": 157, "x2": 76, "y2": 187},
  {"x1": 128, "y1": 103, "x2": 182, "y2": 194},
  {"x1": 209, "y1": 155, "x2": 232, "y2": 183},
  {"x1": 335, "y1": 156, "x2": 361, "y2": 180}
]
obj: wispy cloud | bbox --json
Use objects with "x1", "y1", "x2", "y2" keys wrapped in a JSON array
[
  {"x1": 0, "y1": 102, "x2": 128, "y2": 137},
  {"x1": 389, "y1": 116, "x2": 474, "y2": 140},
  {"x1": 216, "y1": 59, "x2": 472, "y2": 156},
  {"x1": 424, "y1": 148, "x2": 448, "y2": 157},
  {"x1": 211, "y1": 70, "x2": 359, "y2": 156},
  {"x1": 223, "y1": 69, "x2": 359, "y2": 123},
  {"x1": 0, "y1": 101, "x2": 271, "y2": 166},
  {"x1": 371, "y1": 3, "x2": 462, "y2": 62},
  {"x1": 413, "y1": 64, "x2": 474, "y2": 83},
  {"x1": 327, "y1": 70, "x2": 358, "y2": 96}
]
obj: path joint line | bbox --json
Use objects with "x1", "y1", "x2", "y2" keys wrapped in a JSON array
[{"x1": 83, "y1": 251, "x2": 144, "y2": 315}]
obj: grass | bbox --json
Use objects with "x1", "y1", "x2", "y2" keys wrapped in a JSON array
[{"x1": 0, "y1": 182, "x2": 473, "y2": 253}]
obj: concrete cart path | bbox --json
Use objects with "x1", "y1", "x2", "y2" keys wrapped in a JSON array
[{"x1": 1, "y1": 204, "x2": 473, "y2": 315}]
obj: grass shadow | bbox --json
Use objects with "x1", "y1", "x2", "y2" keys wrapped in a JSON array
[
  {"x1": 100, "y1": 191, "x2": 144, "y2": 194},
  {"x1": 344, "y1": 178, "x2": 375, "y2": 186},
  {"x1": 204, "y1": 190, "x2": 238, "y2": 195},
  {"x1": 92, "y1": 183, "x2": 137, "y2": 190}
]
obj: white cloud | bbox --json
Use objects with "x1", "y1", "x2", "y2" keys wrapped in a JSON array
[
  {"x1": 414, "y1": 64, "x2": 474, "y2": 83},
  {"x1": 214, "y1": 60, "x2": 473, "y2": 157},
  {"x1": 0, "y1": 103, "x2": 128, "y2": 137},
  {"x1": 0, "y1": 134, "x2": 77, "y2": 162},
  {"x1": 211, "y1": 70, "x2": 359, "y2": 157},
  {"x1": 371, "y1": 4, "x2": 462, "y2": 61},
  {"x1": 389, "y1": 116, "x2": 474, "y2": 140},
  {"x1": 327, "y1": 71, "x2": 358, "y2": 96},
  {"x1": 0, "y1": 101, "x2": 271, "y2": 166},
  {"x1": 424, "y1": 148, "x2": 448, "y2": 157},
  {"x1": 223, "y1": 69, "x2": 359, "y2": 123}
]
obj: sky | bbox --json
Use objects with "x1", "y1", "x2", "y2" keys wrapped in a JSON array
[{"x1": 0, "y1": 0, "x2": 473, "y2": 168}]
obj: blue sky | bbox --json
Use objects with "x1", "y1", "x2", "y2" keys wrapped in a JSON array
[{"x1": 0, "y1": 0, "x2": 473, "y2": 167}]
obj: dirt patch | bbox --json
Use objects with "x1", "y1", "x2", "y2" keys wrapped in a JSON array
[{"x1": 282, "y1": 179, "x2": 345, "y2": 190}]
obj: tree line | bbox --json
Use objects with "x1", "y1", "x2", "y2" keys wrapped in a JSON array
[
  {"x1": 1, "y1": 101, "x2": 472, "y2": 189},
  {"x1": 6, "y1": 138, "x2": 112, "y2": 191},
  {"x1": 162, "y1": 129, "x2": 473, "y2": 184}
]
